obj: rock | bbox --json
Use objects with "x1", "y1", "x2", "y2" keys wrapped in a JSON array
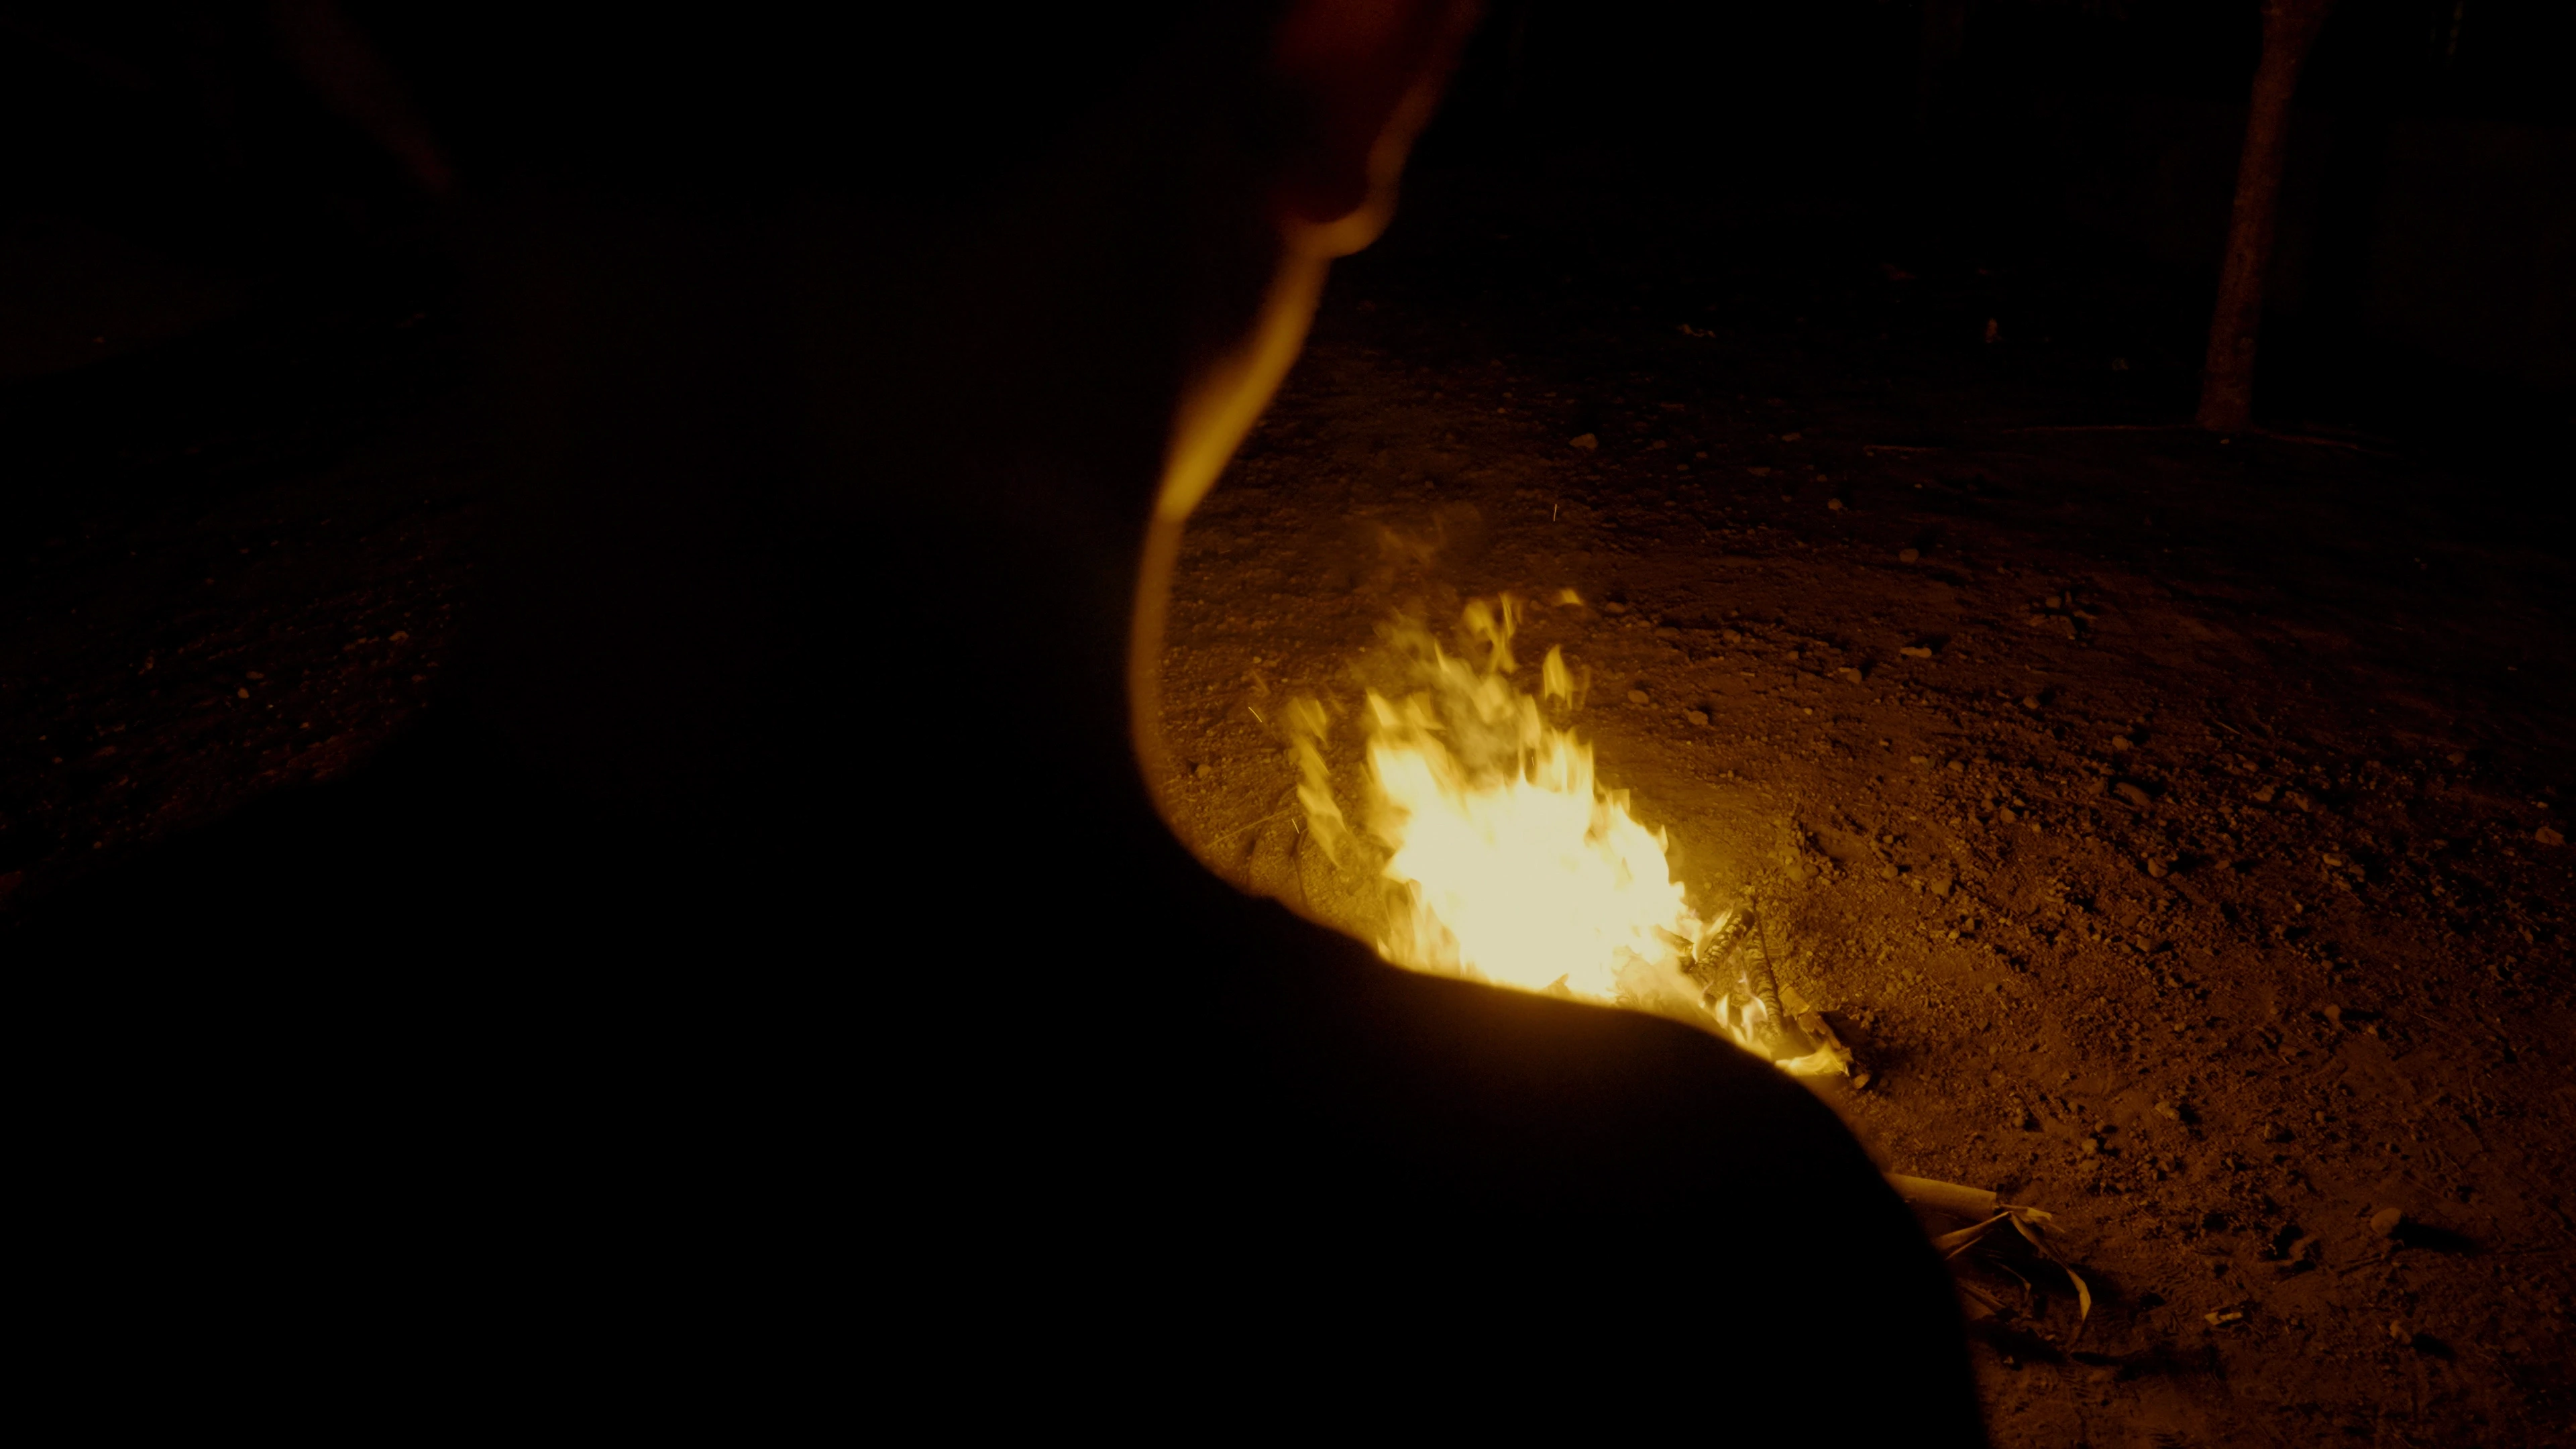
[
  {"x1": 2321, "y1": 1004, "x2": 2343, "y2": 1024},
  {"x1": 2115, "y1": 782, "x2": 2153, "y2": 808},
  {"x1": 1746, "y1": 465, "x2": 1772, "y2": 477},
  {"x1": 2538, "y1": 826, "x2": 2565, "y2": 846},
  {"x1": 1684, "y1": 708, "x2": 1709, "y2": 726},
  {"x1": 1900, "y1": 645, "x2": 1933, "y2": 659},
  {"x1": 2112, "y1": 735, "x2": 2133, "y2": 751},
  {"x1": 2081, "y1": 1136, "x2": 2101, "y2": 1156},
  {"x1": 1780, "y1": 431, "x2": 1803, "y2": 442},
  {"x1": 1898, "y1": 547, "x2": 1920, "y2": 563},
  {"x1": 2205, "y1": 1309, "x2": 2245, "y2": 1327},
  {"x1": 2369, "y1": 1206, "x2": 2406, "y2": 1239},
  {"x1": 1827, "y1": 498, "x2": 1844, "y2": 511},
  {"x1": 2154, "y1": 1100, "x2": 2184, "y2": 1122},
  {"x1": 1837, "y1": 666, "x2": 1865, "y2": 684},
  {"x1": 1626, "y1": 689, "x2": 1650, "y2": 705},
  {"x1": 2021, "y1": 696, "x2": 2041, "y2": 710},
  {"x1": 1569, "y1": 433, "x2": 1599, "y2": 450}
]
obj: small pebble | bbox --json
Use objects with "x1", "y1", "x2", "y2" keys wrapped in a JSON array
[
  {"x1": 1826, "y1": 498, "x2": 1844, "y2": 511},
  {"x1": 2369, "y1": 1206, "x2": 2406, "y2": 1238},
  {"x1": 1900, "y1": 645, "x2": 1932, "y2": 659},
  {"x1": 2021, "y1": 695, "x2": 2041, "y2": 710},
  {"x1": 1626, "y1": 689, "x2": 1650, "y2": 705},
  {"x1": 235, "y1": 687, "x2": 250, "y2": 698},
  {"x1": 2112, "y1": 735, "x2": 2133, "y2": 751},
  {"x1": 2115, "y1": 782, "x2": 2153, "y2": 808},
  {"x1": 1568, "y1": 433, "x2": 1599, "y2": 451},
  {"x1": 1898, "y1": 547, "x2": 1919, "y2": 563},
  {"x1": 1684, "y1": 709, "x2": 1709, "y2": 726}
]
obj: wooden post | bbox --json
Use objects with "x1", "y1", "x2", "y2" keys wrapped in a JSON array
[{"x1": 2196, "y1": 0, "x2": 2338, "y2": 433}]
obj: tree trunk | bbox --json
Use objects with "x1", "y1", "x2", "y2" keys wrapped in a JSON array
[{"x1": 2197, "y1": 0, "x2": 2338, "y2": 433}]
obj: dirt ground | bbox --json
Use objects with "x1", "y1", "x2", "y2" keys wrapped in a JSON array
[
  {"x1": 1155, "y1": 165, "x2": 2575, "y2": 1444},
  {"x1": 5, "y1": 158, "x2": 2571, "y2": 1444}
]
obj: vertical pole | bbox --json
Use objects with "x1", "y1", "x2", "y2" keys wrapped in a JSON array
[{"x1": 2197, "y1": 0, "x2": 2338, "y2": 433}]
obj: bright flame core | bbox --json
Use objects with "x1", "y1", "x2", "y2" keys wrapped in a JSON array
[{"x1": 1303, "y1": 597, "x2": 1707, "y2": 1006}]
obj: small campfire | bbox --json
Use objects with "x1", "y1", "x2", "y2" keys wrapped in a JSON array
[
  {"x1": 1291, "y1": 592, "x2": 1855, "y2": 1077},
  {"x1": 1284, "y1": 592, "x2": 2092, "y2": 1343}
]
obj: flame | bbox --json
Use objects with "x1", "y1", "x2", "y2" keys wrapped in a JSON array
[{"x1": 1303, "y1": 596, "x2": 1711, "y2": 1008}]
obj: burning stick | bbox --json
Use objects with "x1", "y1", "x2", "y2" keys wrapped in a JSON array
[
  {"x1": 1747, "y1": 912, "x2": 1792, "y2": 1049},
  {"x1": 1682, "y1": 910, "x2": 1861, "y2": 1077},
  {"x1": 1690, "y1": 911, "x2": 1786, "y2": 1051}
]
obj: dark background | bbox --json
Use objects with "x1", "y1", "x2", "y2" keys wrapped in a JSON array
[
  {"x1": 1419, "y1": 0, "x2": 2573, "y2": 455},
  {"x1": 2, "y1": 0, "x2": 2567, "y2": 460},
  {"x1": 1, "y1": 0, "x2": 2570, "y2": 887}
]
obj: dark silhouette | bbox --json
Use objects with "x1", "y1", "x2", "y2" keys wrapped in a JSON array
[{"x1": 21, "y1": 5, "x2": 1985, "y2": 1426}]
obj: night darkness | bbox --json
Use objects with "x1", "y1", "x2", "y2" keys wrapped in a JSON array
[{"x1": 5, "y1": 3, "x2": 2572, "y2": 1433}]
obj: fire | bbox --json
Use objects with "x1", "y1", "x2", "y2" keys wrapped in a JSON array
[{"x1": 1293, "y1": 596, "x2": 1850, "y2": 1076}]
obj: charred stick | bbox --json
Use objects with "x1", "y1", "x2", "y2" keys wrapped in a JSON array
[{"x1": 1746, "y1": 910, "x2": 1790, "y2": 1045}]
